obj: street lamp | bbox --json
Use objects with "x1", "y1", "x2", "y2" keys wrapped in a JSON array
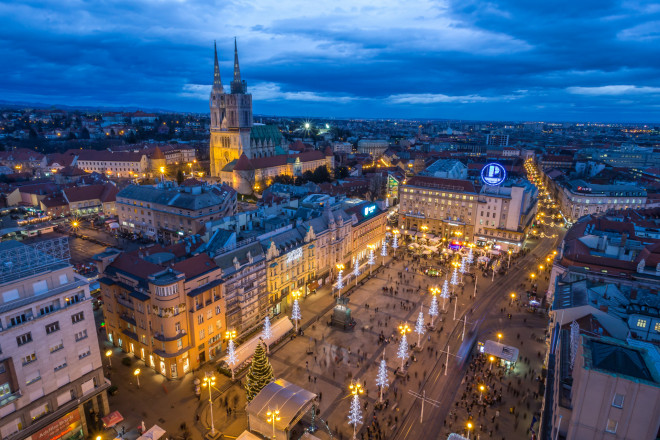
[
  {"x1": 539, "y1": 265, "x2": 544, "y2": 271},
  {"x1": 266, "y1": 409, "x2": 280, "y2": 440},
  {"x1": 466, "y1": 421, "x2": 474, "y2": 439},
  {"x1": 478, "y1": 384, "x2": 486, "y2": 402},
  {"x1": 510, "y1": 292, "x2": 516, "y2": 305},
  {"x1": 507, "y1": 249, "x2": 512, "y2": 268},
  {"x1": 497, "y1": 332, "x2": 503, "y2": 344},
  {"x1": 133, "y1": 368, "x2": 141, "y2": 388},
  {"x1": 202, "y1": 373, "x2": 217, "y2": 435},
  {"x1": 489, "y1": 355, "x2": 496, "y2": 371},
  {"x1": 105, "y1": 350, "x2": 112, "y2": 368}
]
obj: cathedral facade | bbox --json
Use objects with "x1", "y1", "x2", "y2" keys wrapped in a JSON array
[{"x1": 209, "y1": 40, "x2": 280, "y2": 177}]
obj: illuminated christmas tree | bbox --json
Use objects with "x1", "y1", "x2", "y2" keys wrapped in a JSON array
[
  {"x1": 245, "y1": 342, "x2": 274, "y2": 402},
  {"x1": 375, "y1": 355, "x2": 389, "y2": 403},
  {"x1": 291, "y1": 297, "x2": 301, "y2": 332},
  {"x1": 348, "y1": 393, "x2": 363, "y2": 439},
  {"x1": 397, "y1": 333, "x2": 409, "y2": 370},
  {"x1": 429, "y1": 294, "x2": 439, "y2": 326},
  {"x1": 352, "y1": 257, "x2": 360, "y2": 286},
  {"x1": 226, "y1": 338, "x2": 237, "y2": 380},
  {"x1": 440, "y1": 280, "x2": 450, "y2": 311},
  {"x1": 414, "y1": 307, "x2": 425, "y2": 347}
]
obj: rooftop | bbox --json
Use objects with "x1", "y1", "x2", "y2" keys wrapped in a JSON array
[{"x1": 583, "y1": 335, "x2": 659, "y2": 386}]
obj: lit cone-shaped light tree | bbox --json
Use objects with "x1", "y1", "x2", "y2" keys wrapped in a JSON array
[
  {"x1": 336, "y1": 267, "x2": 344, "y2": 292},
  {"x1": 414, "y1": 307, "x2": 425, "y2": 347},
  {"x1": 467, "y1": 247, "x2": 474, "y2": 266},
  {"x1": 348, "y1": 385, "x2": 364, "y2": 440},
  {"x1": 353, "y1": 258, "x2": 360, "y2": 287},
  {"x1": 429, "y1": 293, "x2": 439, "y2": 327},
  {"x1": 381, "y1": 239, "x2": 387, "y2": 266},
  {"x1": 245, "y1": 342, "x2": 274, "y2": 402},
  {"x1": 375, "y1": 355, "x2": 389, "y2": 403},
  {"x1": 459, "y1": 256, "x2": 467, "y2": 283},
  {"x1": 226, "y1": 331, "x2": 238, "y2": 380},
  {"x1": 392, "y1": 233, "x2": 399, "y2": 256},
  {"x1": 450, "y1": 267, "x2": 459, "y2": 294},
  {"x1": 441, "y1": 280, "x2": 450, "y2": 311},
  {"x1": 262, "y1": 316, "x2": 272, "y2": 353},
  {"x1": 291, "y1": 293, "x2": 302, "y2": 333},
  {"x1": 397, "y1": 324, "x2": 410, "y2": 370},
  {"x1": 368, "y1": 246, "x2": 375, "y2": 275}
]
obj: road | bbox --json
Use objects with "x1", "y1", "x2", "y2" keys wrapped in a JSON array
[{"x1": 393, "y1": 231, "x2": 563, "y2": 440}]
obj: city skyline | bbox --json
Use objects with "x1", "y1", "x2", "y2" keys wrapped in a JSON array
[{"x1": 3, "y1": 0, "x2": 660, "y2": 122}]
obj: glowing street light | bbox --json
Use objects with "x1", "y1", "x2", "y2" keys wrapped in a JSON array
[
  {"x1": 466, "y1": 421, "x2": 474, "y2": 439},
  {"x1": 497, "y1": 332, "x2": 503, "y2": 343},
  {"x1": 489, "y1": 355, "x2": 496, "y2": 371},
  {"x1": 510, "y1": 292, "x2": 516, "y2": 305},
  {"x1": 202, "y1": 373, "x2": 217, "y2": 435},
  {"x1": 266, "y1": 409, "x2": 281, "y2": 440},
  {"x1": 478, "y1": 384, "x2": 486, "y2": 402},
  {"x1": 507, "y1": 249, "x2": 512, "y2": 268},
  {"x1": 105, "y1": 350, "x2": 112, "y2": 368},
  {"x1": 133, "y1": 368, "x2": 141, "y2": 388}
]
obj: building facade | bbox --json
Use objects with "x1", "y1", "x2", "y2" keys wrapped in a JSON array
[
  {"x1": 555, "y1": 180, "x2": 646, "y2": 223},
  {"x1": 399, "y1": 176, "x2": 478, "y2": 242},
  {"x1": 0, "y1": 239, "x2": 109, "y2": 440},
  {"x1": 116, "y1": 183, "x2": 236, "y2": 242},
  {"x1": 76, "y1": 150, "x2": 149, "y2": 178},
  {"x1": 98, "y1": 248, "x2": 227, "y2": 379},
  {"x1": 345, "y1": 201, "x2": 388, "y2": 263}
]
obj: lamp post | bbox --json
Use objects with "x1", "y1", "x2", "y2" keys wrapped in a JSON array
[
  {"x1": 507, "y1": 249, "x2": 512, "y2": 268},
  {"x1": 489, "y1": 355, "x2": 496, "y2": 371},
  {"x1": 497, "y1": 332, "x2": 503, "y2": 344},
  {"x1": 510, "y1": 292, "x2": 516, "y2": 305},
  {"x1": 105, "y1": 350, "x2": 112, "y2": 368},
  {"x1": 133, "y1": 368, "x2": 141, "y2": 388},
  {"x1": 478, "y1": 384, "x2": 486, "y2": 403},
  {"x1": 266, "y1": 409, "x2": 280, "y2": 440},
  {"x1": 159, "y1": 166, "x2": 165, "y2": 182},
  {"x1": 466, "y1": 421, "x2": 473, "y2": 439},
  {"x1": 203, "y1": 373, "x2": 217, "y2": 435}
]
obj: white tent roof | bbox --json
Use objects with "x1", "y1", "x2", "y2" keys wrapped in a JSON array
[
  {"x1": 218, "y1": 317, "x2": 293, "y2": 368},
  {"x1": 247, "y1": 378, "x2": 317, "y2": 432},
  {"x1": 483, "y1": 340, "x2": 519, "y2": 363},
  {"x1": 137, "y1": 425, "x2": 166, "y2": 440},
  {"x1": 236, "y1": 431, "x2": 263, "y2": 440}
]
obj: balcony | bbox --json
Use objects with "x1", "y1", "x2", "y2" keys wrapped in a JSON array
[
  {"x1": 153, "y1": 331, "x2": 187, "y2": 342},
  {"x1": 0, "y1": 389, "x2": 21, "y2": 408},
  {"x1": 116, "y1": 296, "x2": 134, "y2": 310},
  {"x1": 119, "y1": 314, "x2": 136, "y2": 326}
]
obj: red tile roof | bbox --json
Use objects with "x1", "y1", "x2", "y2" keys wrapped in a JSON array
[
  {"x1": 63, "y1": 183, "x2": 118, "y2": 203},
  {"x1": 171, "y1": 254, "x2": 218, "y2": 279}
]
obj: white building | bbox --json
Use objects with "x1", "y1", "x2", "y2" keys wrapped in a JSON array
[
  {"x1": 557, "y1": 180, "x2": 647, "y2": 222},
  {"x1": 0, "y1": 238, "x2": 109, "y2": 440},
  {"x1": 474, "y1": 182, "x2": 537, "y2": 251},
  {"x1": 76, "y1": 150, "x2": 149, "y2": 178},
  {"x1": 357, "y1": 139, "x2": 389, "y2": 156}
]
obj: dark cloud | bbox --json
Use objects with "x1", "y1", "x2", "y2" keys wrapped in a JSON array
[{"x1": 0, "y1": 0, "x2": 659, "y2": 121}]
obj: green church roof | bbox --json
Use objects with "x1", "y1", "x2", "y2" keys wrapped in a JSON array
[{"x1": 250, "y1": 124, "x2": 282, "y2": 142}]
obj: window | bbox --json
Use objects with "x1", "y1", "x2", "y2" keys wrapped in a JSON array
[
  {"x1": 74, "y1": 330, "x2": 88, "y2": 341},
  {"x1": 197, "y1": 315, "x2": 204, "y2": 325},
  {"x1": 199, "y1": 329, "x2": 205, "y2": 340},
  {"x1": 636, "y1": 318, "x2": 648, "y2": 328},
  {"x1": 32, "y1": 280, "x2": 48, "y2": 295},
  {"x1": 25, "y1": 371, "x2": 41, "y2": 386},
  {"x1": 612, "y1": 393, "x2": 624, "y2": 408},
  {"x1": 175, "y1": 321, "x2": 181, "y2": 332},
  {"x1": 40, "y1": 304, "x2": 55, "y2": 316},
  {"x1": 16, "y1": 332, "x2": 32, "y2": 346},
  {"x1": 50, "y1": 340, "x2": 64, "y2": 353},
  {"x1": 215, "y1": 306, "x2": 221, "y2": 315},
  {"x1": 207, "y1": 309, "x2": 212, "y2": 319},
  {"x1": 605, "y1": 419, "x2": 617, "y2": 434},
  {"x1": 54, "y1": 361, "x2": 67, "y2": 372},
  {"x1": 655, "y1": 322, "x2": 660, "y2": 332},
  {"x1": 59, "y1": 274, "x2": 68, "y2": 285},
  {"x1": 46, "y1": 321, "x2": 60, "y2": 334},
  {"x1": 2, "y1": 289, "x2": 19, "y2": 303},
  {"x1": 22, "y1": 353, "x2": 37, "y2": 365},
  {"x1": 78, "y1": 347, "x2": 91, "y2": 360},
  {"x1": 71, "y1": 312, "x2": 84, "y2": 324}
]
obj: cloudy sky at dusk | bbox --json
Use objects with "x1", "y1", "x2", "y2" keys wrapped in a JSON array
[{"x1": 2, "y1": 0, "x2": 660, "y2": 122}]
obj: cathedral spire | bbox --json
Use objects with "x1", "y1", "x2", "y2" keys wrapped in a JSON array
[
  {"x1": 213, "y1": 41, "x2": 223, "y2": 91},
  {"x1": 231, "y1": 37, "x2": 245, "y2": 94}
]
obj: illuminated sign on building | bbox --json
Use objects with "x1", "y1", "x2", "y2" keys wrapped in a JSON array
[
  {"x1": 286, "y1": 248, "x2": 303, "y2": 264},
  {"x1": 481, "y1": 163, "x2": 506, "y2": 186},
  {"x1": 363, "y1": 205, "x2": 377, "y2": 217}
]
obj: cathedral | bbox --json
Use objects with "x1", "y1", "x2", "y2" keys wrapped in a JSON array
[{"x1": 209, "y1": 39, "x2": 284, "y2": 177}]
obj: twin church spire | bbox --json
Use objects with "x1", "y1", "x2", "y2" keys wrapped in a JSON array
[{"x1": 212, "y1": 38, "x2": 246, "y2": 95}]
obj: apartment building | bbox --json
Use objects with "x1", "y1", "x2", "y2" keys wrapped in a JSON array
[
  {"x1": 474, "y1": 182, "x2": 537, "y2": 251},
  {"x1": 76, "y1": 150, "x2": 150, "y2": 178},
  {"x1": 262, "y1": 226, "x2": 317, "y2": 316},
  {"x1": 547, "y1": 332, "x2": 660, "y2": 440},
  {"x1": 62, "y1": 183, "x2": 119, "y2": 217},
  {"x1": 555, "y1": 180, "x2": 646, "y2": 223},
  {"x1": 345, "y1": 200, "x2": 388, "y2": 263},
  {"x1": 399, "y1": 176, "x2": 478, "y2": 242},
  {"x1": 116, "y1": 182, "x2": 236, "y2": 242},
  {"x1": 97, "y1": 243, "x2": 227, "y2": 379},
  {"x1": 0, "y1": 238, "x2": 109, "y2": 440},
  {"x1": 305, "y1": 199, "x2": 353, "y2": 281},
  {"x1": 211, "y1": 240, "x2": 268, "y2": 339}
]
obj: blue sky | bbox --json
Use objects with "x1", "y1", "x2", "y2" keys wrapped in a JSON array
[{"x1": 2, "y1": 0, "x2": 660, "y2": 122}]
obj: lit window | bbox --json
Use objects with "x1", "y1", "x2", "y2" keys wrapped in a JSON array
[
  {"x1": 636, "y1": 319, "x2": 648, "y2": 328},
  {"x1": 605, "y1": 419, "x2": 617, "y2": 434},
  {"x1": 654, "y1": 322, "x2": 660, "y2": 332}
]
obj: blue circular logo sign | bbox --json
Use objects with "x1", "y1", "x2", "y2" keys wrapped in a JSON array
[{"x1": 481, "y1": 163, "x2": 506, "y2": 186}]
